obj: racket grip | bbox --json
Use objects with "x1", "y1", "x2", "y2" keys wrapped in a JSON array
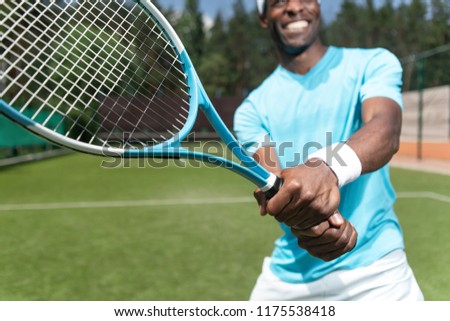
[{"x1": 263, "y1": 176, "x2": 283, "y2": 199}]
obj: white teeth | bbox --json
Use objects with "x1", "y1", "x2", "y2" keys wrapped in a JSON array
[{"x1": 286, "y1": 20, "x2": 309, "y2": 30}]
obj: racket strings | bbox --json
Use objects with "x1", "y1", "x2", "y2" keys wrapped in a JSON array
[
  {"x1": 58, "y1": 3, "x2": 189, "y2": 144},
  {"x1": 58, "y1": 2, "x2": 156, "y2": 144},
  {"x1": 6, "y1": 2, "x2": 120, "y2": 134},
  {"x1": 92, "y1": 25, "x2": 186, "y2": 146},
  {"x1": 2, "y1": 1, "x2": 143, "y2": 141},
  {"x1": 3, "y1": 0, "x2": 186, "y2": 138},
  {"x1": 3, "y1": 5, "x2": 135, "y2": 147},
  {"x1": 4, "y1": 1, "x2": 187, "y2": 145},
  {"x1": 2, "y1": 0, "x2": 191, "y2": 148}
]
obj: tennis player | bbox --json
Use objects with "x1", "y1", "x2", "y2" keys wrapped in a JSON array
[{"x1": 234, "y1": 0, "x2": 424, "y2": 300}]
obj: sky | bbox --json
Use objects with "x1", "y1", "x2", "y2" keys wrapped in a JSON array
[
  {"x1": 158, "y1": 0, "x2": 340, "y2": 23},
  {"x1": 157, "y1": 0, "x2": 413, "y2": 25}
]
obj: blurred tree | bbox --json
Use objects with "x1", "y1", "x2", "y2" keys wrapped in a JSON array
[
  {"x1": 403, "y1": 0, "x2": 428, "y2": 54},
  {"x1": 225, "y1": 0, "x2": 276, "y2": 97},
  {"x1": 175, "y1": 0, "x2": 205, "y2": 66},
  {"x1": 376, "y1": 0, "x2": 397, "y2": 51},
  {"x1": 364, "y1": 0, "x2": 376, "y2": 47},
  {"x1": 227, "y1": 0, "x2": 251, "y2": 96},
  {"x1": 323, "y1": 0, "x2": 449, "y2": 90},
  {"x1": 427, "y1": 0, "x2": 450, "y2": 47},
  {"x1": 324, "y1": 0, "x2": 367, "y2": 47},
  {"x1": 422, "y1": 0, "x2": 450, "y2": 88},
  {"x1": 244, "y1": 7, "x2": 277, "y2": 92},
  {"x1": 198, "y1": 13, "x2": 231, "y2": 96}
]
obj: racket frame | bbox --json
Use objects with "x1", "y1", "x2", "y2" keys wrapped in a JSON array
[{"x1": 0, "y1": 0, "x2": 278, "y2": 192}]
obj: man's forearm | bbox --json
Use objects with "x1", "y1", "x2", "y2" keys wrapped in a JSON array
[{"x1": 346, "y1": 98, "x2": 402, "y2": 174}]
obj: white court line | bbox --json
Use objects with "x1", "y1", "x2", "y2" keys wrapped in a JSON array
[
  {"x1": 0, "y1": 192, "x2": 449, "y2": 212},
  {"x1": 396, "y1": 192, "x2": 450, "y2": 204},
  {"x1": 0, "y1": 197, "x2": 255, "y2": 212}
]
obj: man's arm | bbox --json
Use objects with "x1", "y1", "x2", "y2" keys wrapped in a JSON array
[
  {"x1": 346, "y1": 97, "x2": 402, "y2": 173},
  {"x1": 256, "y1": 97, "x2": 402, "y2": 261}
]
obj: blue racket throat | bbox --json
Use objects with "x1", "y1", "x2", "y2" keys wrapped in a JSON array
[
  {"x1": 0, "y1": 100, "x2": 35, "y2": 127},
  {"x1": 181, "y1": 51, "x2": 279, "y2": 192}
]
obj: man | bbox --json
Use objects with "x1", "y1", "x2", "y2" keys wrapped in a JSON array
[{"x1": 234, "y1": 0, "x2": 423, "y2": 300}]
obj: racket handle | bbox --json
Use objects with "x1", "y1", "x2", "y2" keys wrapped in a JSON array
[{"x1": 263, "y1": 176, "x2": 283, "y2": 199}]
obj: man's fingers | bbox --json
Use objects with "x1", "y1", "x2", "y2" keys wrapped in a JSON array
[
  {"x1": 297, "y1": 220, "x2": 353, "y2": 246},
  {"x1": 315, "y1": 229, "x2": 358, "y2": 262},
  {"x1": 265, "y1": 187, "x2": 293, "y2": 218},
  {"x1": 298, "y1": 222, "x2": 358, "y2": 261},
  {"x1": 253, "y1": 189, "x2": 268, "y2": 216},
  {"x1": 328, "y1": 211, "x2": 345, "y2": 227},
  {"x1": 291, "y1": 220, "x2": 330, "y2": 238}
]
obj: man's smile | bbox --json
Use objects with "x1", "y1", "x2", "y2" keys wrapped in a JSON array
[{"x1": 284, "y1": 20, "x2": 309, "y2": 32}]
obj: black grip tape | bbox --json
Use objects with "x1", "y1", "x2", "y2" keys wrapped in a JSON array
[{"x1": 263, "y1": 176, "x2": 283, "y2": 199}]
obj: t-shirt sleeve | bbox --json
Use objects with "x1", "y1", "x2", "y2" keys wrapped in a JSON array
[
  {"x1": 360, "y1": 49, "x2": 404, "y2": 108},
  {"x1": 233, "y1": 98, "x2": 269, "y2": 155}
]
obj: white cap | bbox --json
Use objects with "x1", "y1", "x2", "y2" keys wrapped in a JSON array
[
  {"x1": 257, "y1": 0, "x2": 321, "y2": 15},
  {"x1": 256, "y1": 0, "x2": 265, "y2": 15}
]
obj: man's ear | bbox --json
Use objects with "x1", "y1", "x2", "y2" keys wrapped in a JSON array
[{"x1": 259, "y1": 15, "x2": 269, "y2": 29}]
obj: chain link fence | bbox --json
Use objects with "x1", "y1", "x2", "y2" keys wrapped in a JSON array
[{"x1": 400, "y1": 44, "x2": 450, "y2": 160}]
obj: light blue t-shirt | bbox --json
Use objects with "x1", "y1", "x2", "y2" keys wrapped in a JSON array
[{"x1": 234, "y1": 46, "x2": 405, "y2": 283}]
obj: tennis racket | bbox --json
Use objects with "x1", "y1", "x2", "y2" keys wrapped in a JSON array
[{"x1": 1, "y1": 0, "x2": 280, "y2": 197}]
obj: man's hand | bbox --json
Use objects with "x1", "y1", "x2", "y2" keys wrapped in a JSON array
[
  {"x1": 254, "y1": 159, "x2": 358, "y2": 261},
  {"x1": 257, "y1": 159, "x2": 340, "y2": 228},
  {"x1": 292, "y1": 213, "x2": 358, "y2": 261}
]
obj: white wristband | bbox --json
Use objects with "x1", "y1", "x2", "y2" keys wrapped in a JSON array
[{"x1": 307, "y1": 143, "x2": 362, "y2": 188}]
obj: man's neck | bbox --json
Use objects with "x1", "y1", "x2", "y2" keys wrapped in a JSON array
[{"x1": 279, "y1": 40, "x2": 328, "y2": 75}]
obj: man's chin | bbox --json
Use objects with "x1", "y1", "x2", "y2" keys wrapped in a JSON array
[{"x1": 277, "y1": 43, "x2": 310, "y2": 56}]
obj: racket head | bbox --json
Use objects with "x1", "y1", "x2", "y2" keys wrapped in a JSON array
[{"x1": 1, "y1": 0, "x2": 200, "y2": 157}]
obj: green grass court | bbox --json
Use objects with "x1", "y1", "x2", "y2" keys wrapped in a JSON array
[{"x1": 0, "y1": 154, "x2": 449, "y2": 301}]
